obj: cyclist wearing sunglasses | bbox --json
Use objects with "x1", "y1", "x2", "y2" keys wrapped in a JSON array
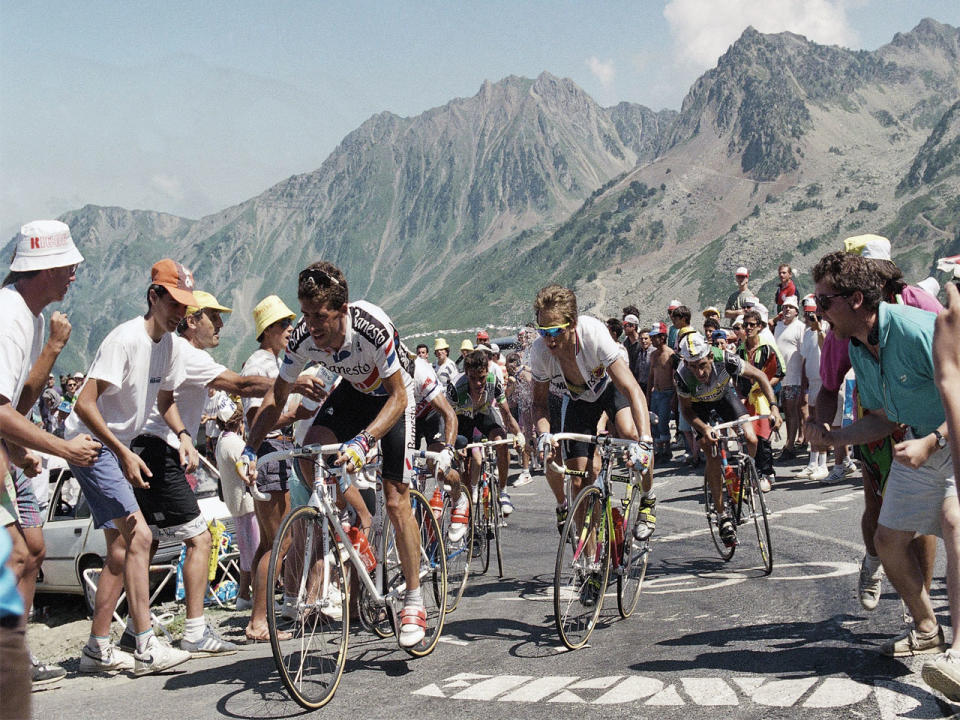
[
  {"x1": 240, "y1": 261, "x2": 428, "y2": 649},
  {"x1": 529, "y1": 285, "x2": 656, "y2": 541},
  {"x1": 676, "y1": 331, "x2": 781, "y2": 545}
]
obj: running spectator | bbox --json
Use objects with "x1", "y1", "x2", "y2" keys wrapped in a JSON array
[
  {"x1": 67, "y1": 258, "x2": 198, "y2": 675},
  {"x1": 0, "y1": 220, "x2": 100, "y2": 684},
  {"x1": 432, "y1": 338, "x2": 458, "y2": 387},
  {"x1": 647, "y1": 323, "x2": 675, "y2": 460},
  {"x1": 774, "y1": 296, "x2": 806, "y2": 458},
  {"x1": 809, "y1": 250, "x2": 957, "y2": 659},
  {"x1": 924, "y1": 281, "x2": 960, "y2": 698},
  {"x1": 724, "y1": 267, "x2": 753, "y2": 320}
]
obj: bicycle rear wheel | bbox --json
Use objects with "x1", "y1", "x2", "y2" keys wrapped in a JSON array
[
  {"x1": 742, "y1": 457, "x2": 773, "y2": 575},
  {"x1": 267, "y1": 505, "x2": 348, "y2": 710},
  {"x1": 381, "y1": 487, "x2": 447, "y2": 657},
  {"x1": 491, "y1": 476, "x2": 504, "y2": 578},
  {"x1": 441, "y1": 491, "x2": 473, "y2": 613},
  {"x1": 704, "y1": 476, "x2": 735, "y2": 561},
  {"x1": 472, "y1": 475, "x2": 492, "y2": 575},
  {"x1": 554, "y1": 485, "x2": 610, "y2": 650},
  {"x1": 617, "y1": 482, "x2": 648, "y2": 619}
]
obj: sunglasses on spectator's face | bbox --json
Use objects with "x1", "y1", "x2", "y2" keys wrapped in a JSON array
[
  {"x1": 815, "y1": 291, "x2": 854, "y2": 311},
  {"x1": 536, "y1": 322, "x2": 570, "y2": 338},
  {"x1": 743, "y1": 321, "x2": 760, "y2": 329},
  {"x1": 272, "y1": 317, "x2": 293, "y2": 331}
]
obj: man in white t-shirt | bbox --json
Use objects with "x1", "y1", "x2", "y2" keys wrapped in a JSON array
[
  {"x1": 774, "y1": 296, "x2": 807, "y2": 457},
  {"x1": 530, "y1": 285, "x2": 654, "y2": 543},
  {"x1": 66, "y1": 259, "x2": 199, "y2": 676},
  {"x1": 122, "y1": 290, "x2": 278, "y2": 656},
  {"x1": 0, "y1": 220, "x2": 100, "y2": 684},
  {"x1": 433, "y1": 337, "x2": 458, "y2": 387}
]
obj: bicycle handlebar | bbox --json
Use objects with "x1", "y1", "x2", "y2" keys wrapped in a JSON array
[
  {"x1": 549, "y1": 432, "x2": 636, "y2": 447},
  {"x1": 707, "y1": 415, "x2": 763, "y2": 434},
  {"x1": 462, "y1": 435, "x2": 519, "y2": 451}
]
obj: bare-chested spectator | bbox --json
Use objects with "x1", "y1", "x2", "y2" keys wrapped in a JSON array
[{"x1": 647, "y1": 322, "x2": 675, "y2": 460}]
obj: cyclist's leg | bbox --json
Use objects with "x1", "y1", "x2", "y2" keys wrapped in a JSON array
[{"x1": 701, "y1": 437, "x2": 725, "y2": 514}]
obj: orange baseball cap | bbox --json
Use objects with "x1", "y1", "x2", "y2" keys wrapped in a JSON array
[{"x1": 151, "y1": 259, "x2": 198, "y2": 307}]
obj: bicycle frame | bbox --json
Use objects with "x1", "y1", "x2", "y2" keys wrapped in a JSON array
[{"x1": 706, "y1": 416, "x2": 759, "y2": 522}]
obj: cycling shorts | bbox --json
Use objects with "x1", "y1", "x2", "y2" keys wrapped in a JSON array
[
  {"x1": 455, "y1": 412, "x2": 504, "y2": 445},
  {"x1": 562, "y1": 383, "x2": 630, "y2": 460},
  {"x1": 311, "y1": 380, "x2": 414, "y2": 485},
  {"x1": 415, "y1": 412, "x2": 443, "y2": 448},
  {"x1": 688, "y1": 386, "x2": 749, "y2": 432}
]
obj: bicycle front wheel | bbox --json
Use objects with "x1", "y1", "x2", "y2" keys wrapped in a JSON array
[
  {"x1": 617, "y1": 482, "x2": 648, "y2": 619},
  {"x1": 441, "y1": 492, "x2": 472, "y2": 613},
  {"x1": 381, "y1": 487, "x2": 447, "y2": 657},
  {"x1": 742, "y1": 457, "x2": 774, "y2": 575},
  {"x1": 704, "y1": 476, "x2": 735, "y2": 561},
  {"x1": 491, "y1": 477, "x2": 504, "y2": 578},
  {"x1": 554, "y1": 485, "x2": 610, "y2": 650},
  {"x1": 472, "y1": 477, "x2": 492, "y2": 575},
  {"x1": 267, "y1": 505, "x2": 348, "y2": 710}
]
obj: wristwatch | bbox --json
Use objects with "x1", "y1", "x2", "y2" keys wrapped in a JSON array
[
  {"x1": 177, "y1": 428, "x2": 191, "y2": 440},
  {"x1": 933, "y1": 430, "x2": 947, "y2": 449}
]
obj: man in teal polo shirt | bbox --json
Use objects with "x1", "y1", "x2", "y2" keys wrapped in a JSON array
[{"x1": 809, "y1": 251, "x2": 957, "y2": 669}]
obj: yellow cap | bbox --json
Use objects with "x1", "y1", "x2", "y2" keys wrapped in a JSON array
[
  {"x1": 253, "y1": 295, "x2": 295, "y2": 339},
  {"x1": 434, "y1": 337, "x2": 450, "y2": 351},
  {"x1": 460, "y1": 339, "x2": 474, "y2": 352},
  {"x1": 186, "y1": 290, "x2": 232, "y2": 316},
  {"x1": 843, "y1": 234, "x2": 891, "y2": 260}
]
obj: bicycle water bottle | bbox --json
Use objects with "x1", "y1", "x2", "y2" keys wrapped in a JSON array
[
  {"x1": 347, "y1": 526, "x2": 377, "y2": 573},
  {"x1": 723, "y1": 463, "x2": 741, "y2": 501},
  {"x1": 611, "y1": 507, "x2": 625, "y2": 566},
  {"x1": 429, "y1": 488, "x2": 444, "y2": 523}
]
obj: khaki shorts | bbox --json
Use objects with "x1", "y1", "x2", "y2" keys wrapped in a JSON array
[{"x1": 878, "y1": 436, "x2": 956, "y2": 538}]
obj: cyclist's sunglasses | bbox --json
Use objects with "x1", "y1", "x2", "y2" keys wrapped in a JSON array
[
  {"x1": 299, "y1": 267, "x2": 341, "y2": 289},
  {"x1": 536, "y1": 322, "x2": 570, "y2": 338},
  {"x1": 815, "y1": 291, "x2": 854, "y2": 311}
]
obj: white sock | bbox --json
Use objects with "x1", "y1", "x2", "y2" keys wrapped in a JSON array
[
  {"x1": 183, "y1": 616, "x2": 205, "y2": 643},
  {"x1": 404, "y1": 587, "x2": 423, "y2": 607},
  {"x1": 864, "y1": 553, "x2": 882, "y2": 574},
  {"x1": 642, "y1": 491, "x2": 656, "y2": 502},
  {"x1": 135, "y1": 629, "x2": 154, "y2": 654},
  {"x1": 87, "y1": 634, "x2": 111, "y2": 656},
  {"x1": 808, "y1": 451, "x2": 820, "y2": 468}
]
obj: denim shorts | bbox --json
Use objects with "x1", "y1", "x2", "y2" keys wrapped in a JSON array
[{"x1": 69, "y1": 447, "x2": 141, "y2": 530}]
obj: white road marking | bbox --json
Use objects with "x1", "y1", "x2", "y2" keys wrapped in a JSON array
[
  {"x1": 804, "y1": 678, "x2": 872, "y2": 708},
  {"x1": 437, "y1": 636, "x2": 469, "y2": 646},
  {"x1": 450, "y1": 675, "x2": 533, "y2": 700},
  {"x1": 875, "y1": 676, "x2": 958, "y2": 719},
  {"x1": 568, "y1": 675, "x2": 623, "y2": 689},
  {"x1": 681, "y1": 678, "x2": 738, "y2": 705},
  {"x1": 646, "y1": 684, "x2": 685, "y2": 705},
  {"x1": 751, "y1": 677, "x2": 817, "y2": 706},
  {"x1": 499, "y1": 676, "x2": 579, "y2": 702},
  {"x1": 594, "y1": 676, "x2": 664, "y2": 704}
]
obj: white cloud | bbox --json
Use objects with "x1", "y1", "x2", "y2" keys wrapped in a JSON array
[
  {"x1": 663, "y1": 0, "x2": 862, "y2": 71},
  {"x1": 585, "y1": 56, "x2": 616, "y2": 88},
  {"x1": 150, "y1": 173, "x2": 186, "y2": 204}
]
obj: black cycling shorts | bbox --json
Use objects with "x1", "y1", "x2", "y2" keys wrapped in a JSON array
[
  {"x1": 561, "y1": 383, "x2": 630, "y2": 460},
  {"x1": 311, "y1": 380, "x2": 414, "y2": 484},
  {"x1": 130, "y1": 434, "x2": 201, "y2": 529},
  {"x1": 415, "y1": 412, "x2": 443, "y2": 448},
  {"x1": 455, "y1": 412, "x2": 504, "y2": 446},
  {"x1": 688, "y1": 386, "x2": 749, "y2": 431}
]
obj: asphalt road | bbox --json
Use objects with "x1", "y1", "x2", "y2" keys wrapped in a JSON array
[{"x1": 32, "y1": 454, "x2": 960, "y2": 719}]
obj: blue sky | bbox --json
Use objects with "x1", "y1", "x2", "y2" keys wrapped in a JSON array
[{"x1": 2, "y1": 1, "x2": 958, "y2": 240}]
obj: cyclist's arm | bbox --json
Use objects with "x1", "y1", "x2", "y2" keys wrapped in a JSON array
[
  {"x1": 607, "y1": 356, "x2": 651, "y2": 438},
  {"x1": 532, "y1": 379, "x2": 550, "y2": 436},
  {"x1": 245, "y1": 375, "x2": 293, "y2": 450},
  {"x1": 496, "y1": 399, "x2": 522, "y2": 438},
  {"x1": 429, "y1": 392, "x2": 459, "y2": 447},
  {"x1": 363, "y1": 370, "x2": 407, "y2": 441}
]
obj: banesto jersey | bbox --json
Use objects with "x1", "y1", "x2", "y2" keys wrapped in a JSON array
[{"x1": 279, "y1": 300, "x2": 413, "y2": 398}]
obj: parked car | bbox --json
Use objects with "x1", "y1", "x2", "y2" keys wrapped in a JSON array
[{"x1": 36, "y1": 457, "x2": 234, "y2": 612}]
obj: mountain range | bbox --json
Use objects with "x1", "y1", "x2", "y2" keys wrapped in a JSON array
[{"x1": 7, "y1": 18, "x2": 959, "y2": 372}]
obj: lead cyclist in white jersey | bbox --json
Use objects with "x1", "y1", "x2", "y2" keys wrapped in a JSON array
[
  {"x1": 529, "y1": 284, "x2": 656, "y2": 540},
  {"x1": 240, "y1": 261, "x2": 436, "y2": 649}
]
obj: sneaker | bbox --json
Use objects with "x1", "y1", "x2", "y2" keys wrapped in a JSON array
[
  {"x1": 842, "y1": 459, "x2": 858, "y2": 476},
  {"x1": 822, "y1": 465, "x2": 846, "y2": 485},
  {"x1": 809, "y1": 466, "x2": 829, "y2": 481},
  {"x1": 758, "y1": 475, "x2": 772, "y2": 493},
  {"x1": 580, "y1": 571, "x2": 602, "y2": 608},
  {"x1": 556, "y1": 503, "x2": 568, "y2": 535},
  {"x1": 398, "y1": 605, "x2": 426, "y2": 648},
  {"x1": 513, "y1": 470, "x2": 534, "y2": 487},
  {"x1": 133, "y1": 637, "x2": 192, "y2": 676},
  {"x1": 922, "y1": 649, "x2": 960, "y2": 702},
  {"x1": 499, "y1": 491, "x2": 514, "y2": 517},
  {"x1": 718, "y1": 515, "x2": 737, "y2": 547},
  {"x1": 235, "y1": 596, "x2": 253, "y2": 612},
  {"x1": 179, "y1": 623, "x2": 239, "y2": 657},
  {"x1": 880, "y1": 625, "x2": 946, "y2": 657},
  {"x1": 79, "y1": 643, "x2": 135, "y2": 673},
  {"x1": 633, "y1": 496, "x2": 656, "y2": 540},
  {"x1": 794, "y1": 465, "x2": 814, "y2": 477},
  {"x1": 30, "y1": 654, "x2": 66, "y2": 685},
  {"x1": 858, "y1": 559, "x2": 883, "y2": 611}
]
